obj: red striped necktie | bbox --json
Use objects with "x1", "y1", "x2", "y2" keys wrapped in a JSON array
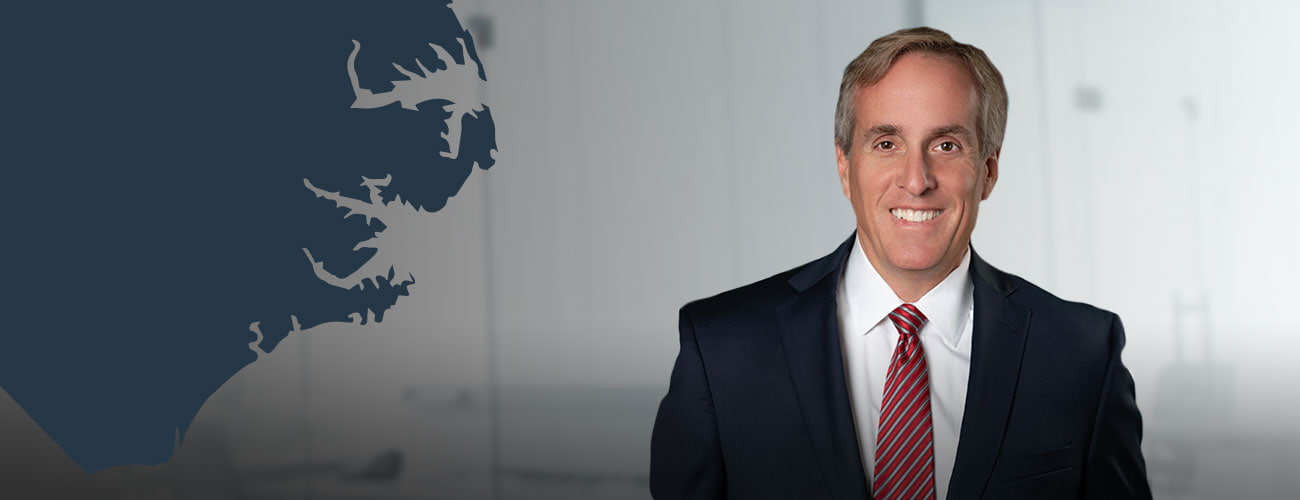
[{"x1": 874, "y1": 303, "x2": 936, "y2": 500}]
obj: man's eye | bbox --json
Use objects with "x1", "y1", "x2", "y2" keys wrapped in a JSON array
[
  {"x1": 935, "y1": 141, "x2": 959, "y2": 153},
  {"x1": 875, "y1": 141, "x2": 896, "y2": 151}
]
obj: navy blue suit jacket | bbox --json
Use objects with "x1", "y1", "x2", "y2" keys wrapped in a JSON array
[{"x1": 650, "y1": 234, "x2": 1151, "y2": 499}]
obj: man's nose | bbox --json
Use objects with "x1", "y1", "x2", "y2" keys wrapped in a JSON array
[{"x1": 899, "y1": 148, "x2": 936, "y2": 196}]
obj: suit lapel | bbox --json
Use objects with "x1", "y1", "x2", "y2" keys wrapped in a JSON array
[
  {"x1": 775, "y1": 234, "x2": 869, "y2": 500},
  {"x1": 947, "y1": 250, "x2": 1031, "y2": 499}
]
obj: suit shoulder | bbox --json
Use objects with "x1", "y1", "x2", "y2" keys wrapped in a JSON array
[
  {"x1": 988, "y1": 267, "x2": 1122, "y2": 346},
  {"x1": 679, "y1": 262, "x2": 808, "y2": 327},
  {"x1": 1008, "y1": 274, "x2": 1115, "y2": 321}
]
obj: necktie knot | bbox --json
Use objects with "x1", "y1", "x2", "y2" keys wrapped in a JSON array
[{"x1": 888, "y1": 303, "x2": 928, "y2": 337}]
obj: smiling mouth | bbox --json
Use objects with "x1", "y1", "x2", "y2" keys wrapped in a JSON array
[{"x1": 891, "y1": 208, "x2": 941, "y2": 222}]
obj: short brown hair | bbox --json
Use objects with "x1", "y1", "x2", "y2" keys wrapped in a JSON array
[{"x1": 834, "y1": 27, "x2": 1008, "y2": 159}]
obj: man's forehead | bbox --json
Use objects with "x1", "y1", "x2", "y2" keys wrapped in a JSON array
[
  {"x1": 852, "y1": 57, "x2": 980, "y2": 139},
  {"x1": 855, "y1": 111, "x2": 980, "y2": 149},
  {"x1": 855, "y1": 52, "x2": 978, "y2": 102}
]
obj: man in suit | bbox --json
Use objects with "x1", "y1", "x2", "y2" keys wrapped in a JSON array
[{"x1": 650, "y1": 27, "x2": 1151, "y2": 499}]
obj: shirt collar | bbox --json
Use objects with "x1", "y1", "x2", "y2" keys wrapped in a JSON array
[{"x1": 838, "y1": 235, "x2": 974, "y2": 350}]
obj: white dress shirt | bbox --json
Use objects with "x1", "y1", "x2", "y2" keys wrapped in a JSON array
[{"x1": 836, "y1": 237, "x2": 974, "y2": 500}]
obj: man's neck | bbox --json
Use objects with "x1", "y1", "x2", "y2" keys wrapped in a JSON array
[
  {"x1": 882, "y1": 274, "x2": 946, "y2": 303},
  {"x1": 860, "y1": 252, "x2": 964, "y2": 303}
]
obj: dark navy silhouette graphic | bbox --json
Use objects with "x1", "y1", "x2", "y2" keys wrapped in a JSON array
[{"x1": 0, "y1": 1, "x2": 496, "y2": 472}]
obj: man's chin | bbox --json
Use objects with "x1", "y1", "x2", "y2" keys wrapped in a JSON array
[{"x1": 882, "y1": 248, "x2": 961, "y2": 276}]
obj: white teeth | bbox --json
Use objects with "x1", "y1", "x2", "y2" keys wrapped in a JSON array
[{"x1": 891, "y1": 208, "x2": 940, "y2": 222}]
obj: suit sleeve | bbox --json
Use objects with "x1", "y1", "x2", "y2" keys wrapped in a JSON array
[
  {"x1": 1082, "y1": 313, "x2": 1153, "y2": 499},
  {"x1": 650, "y1": 306, "x2": 726, "y2": 499}
]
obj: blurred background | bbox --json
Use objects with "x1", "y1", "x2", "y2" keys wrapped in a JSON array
[{"x1": 2, "y1": 0, "x2": 1297, "y2": 498}]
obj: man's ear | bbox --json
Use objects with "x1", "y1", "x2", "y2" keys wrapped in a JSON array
[
  {"x1": 836, "y1": 141, "x2": 852, "y2": 200},
  {"x1": 980, "y1": 146, "x2": 1000, "y2": 200}
]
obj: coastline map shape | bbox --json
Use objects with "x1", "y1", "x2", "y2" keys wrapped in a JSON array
[{"x1": 0, "y1": 1, "x2": 496, "y2": 472}]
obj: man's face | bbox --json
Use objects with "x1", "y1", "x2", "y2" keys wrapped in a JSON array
[{"x1": 836, "y1": 52, "x2": 998, "y2": 295}]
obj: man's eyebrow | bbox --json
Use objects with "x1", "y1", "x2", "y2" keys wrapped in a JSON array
[
  {"x1": 864, "y1": 124, "x2": 901, "y2": 137},
  {"x1": 930, "y1": 124, "x2": 974, "y2": 140}
]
